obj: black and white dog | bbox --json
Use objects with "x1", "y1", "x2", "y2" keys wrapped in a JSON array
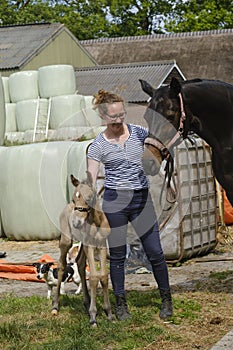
[{"x1": 33, "y1": 262, "x2": 82, "y2": 299}]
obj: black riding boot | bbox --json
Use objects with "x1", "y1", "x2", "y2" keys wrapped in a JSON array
[
  {"x1": 115, "y1": 294, "x2": 131, "y2": 321},
  {"x1": 159, "y1": 289, "x2": 173, "y2": 320}
]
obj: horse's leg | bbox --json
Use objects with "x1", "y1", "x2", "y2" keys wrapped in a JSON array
[
  {"x1": 77, "y1": 245, "x2": 90, "y2": 313},
  {"x1": 52, "y1": 210, "x2": 72, "y2": 315},
  {"x1": 212, "y1": 152, "x2": 233, "y2": 207},
  {"x1": 86, "y1": 246, "x2": 99, "y2": 326},
  {"x1": 224, "y1": 175, "x2": 233, "y2": 207},
  {"x1": 99, "y1": 248, "x2": 113, "y2": 321}
]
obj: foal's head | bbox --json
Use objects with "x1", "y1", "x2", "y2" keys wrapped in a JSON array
[{"x1": 70, "y1": 172, "x2": 95, "y2": 230}]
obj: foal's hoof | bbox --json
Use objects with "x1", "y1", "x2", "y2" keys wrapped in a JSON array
[
  {"x1": 90, "y1": 321, "x2": 98, "y2": 327},
  {"x1": 51, "y1": 309, "x2": 59, "y2": 316}
]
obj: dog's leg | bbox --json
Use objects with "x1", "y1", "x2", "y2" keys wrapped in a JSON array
[
  {"x1": 77, "y1": 245, "x2": 90, "y2": 313},
  {"x1": 86, "y1": 246, "x2": 99, "y2": 326},
  {"x1": 47, "y1": 285, "x2": 52, "y2": 299},
  {"x1": 60, "y1": 282, "x2": 66, "y2": 295},
  {"x1": 52, "y1": 208, "x2": 72, "y2": 315},
  {"x1": 71, "y1": 263, "x2": 82, "y2": 294},
  {"x1": 74, "y1": 283, "x2": 82, "y2": 295},
  {"x1": 99, "y1": 247, "x2": 113, "y2": 321}
]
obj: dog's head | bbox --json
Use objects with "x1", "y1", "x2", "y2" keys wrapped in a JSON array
[
  {"x1": 33, "y1": 262, "x2": 54, "y2": 280},
  {"x1": 67, "y1": 244, "x2": 81, "y2": 264}
]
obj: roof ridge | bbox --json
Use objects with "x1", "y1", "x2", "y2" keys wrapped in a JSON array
[
  {"x1": 0, "y1": 22, "x2": 61, "y2": 29},
  {"x1": 80, "y1": 28, "x2": 233, "y2": 44},
  {"x1": 75, "y1": 60, "x2": 176, "y2": 70}
]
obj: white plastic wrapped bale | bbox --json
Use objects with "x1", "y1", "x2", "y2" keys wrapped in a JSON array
[
  {"x1": 16, "y1": 98, "x2": 48, "y2": 132},
  {"x1": 0, "y1": 76, "x2": 6, "y2": 146},
  {"x1": 80, "y1": 95, "x2": 102, "y2": 127},
  {"x1": 50, "y1": 94, "x2": 86, "y2": 129},
  {"x1": 4, "y1": 132, "x2": 25, "y2": 145},
  {"x1": 23, "y1": 130, "x2": 42, "y2": 143},
  {"x1": 0, "y1": 146, "x2": 7, "y2": 236},
  {"x1": 0, "y1": 141, "x2": 75, "y2": 240},
  {"x1": 66, "y1": 140, "x2": 94, "y2": 202},
  {"x1": 38, "y1": 65, "x2": 76, "y2": 98},
  {"x1": 5, "y1": 103, "x2": 17, "y2": 132},
  {"x1": 2, "y1": 77, "x2": 10, "y2": 103},
  {"x1": 51, "y1": 125, "x2": 106, "y2": 142},
  {"x1": 52, "y1": 126, "x2": 90, "y2": 141},
  {"x1": 8, "y1": 71, "x2": 39, "y2": 103}
]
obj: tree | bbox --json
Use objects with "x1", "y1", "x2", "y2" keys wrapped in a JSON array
[
  {"x1": 0, "y1": 0, "x2": 232, "y2": 39},
  {"x1": 52, "y1": 0, "x2": 111, "y2": 39},
  {"x1": 165, "y1": 0, "x2": 233, "y2": 32},
  {"x1": 107, "y1": 0, "x2": 173, "y2": 36}
]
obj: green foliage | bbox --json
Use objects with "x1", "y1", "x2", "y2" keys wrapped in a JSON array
[
  {"x1": 0, "y1": 0, "x2": 232, "y2": 39},
  {"x1": 0, "y1": 290, "x2": 201, "y2": 349},
  {"x1": 165, "y1": 0, "x2": 233, "y2": 32}
]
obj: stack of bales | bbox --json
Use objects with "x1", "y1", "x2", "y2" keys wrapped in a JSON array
[
  {"x1": 3, "y1": 65, "x2": 103, "y2": 145},
  {"x1": 0, "y1": 66, "x2": 105, "y2": 240}
]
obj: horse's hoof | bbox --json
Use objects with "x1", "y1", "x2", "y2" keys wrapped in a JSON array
[
  {"x1": 90, "y1": 321, "x2": 98, "y2": 327},
  {"x1": 51, "y1": 309, "x2": 58, "y2": 316}
]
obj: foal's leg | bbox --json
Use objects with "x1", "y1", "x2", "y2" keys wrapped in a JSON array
[
  {"x1": 86, "y1": 246, "x2": 99, "y2": 326},
  {"x1": 52, "y1": 215, "x2": 72, "y2": 314},
  {"x1": 77, "y1": 246, "x2": 90, "y2": 313},
  {"x1": 99, "y1": 248, "x2": 113, "y2": 321}
]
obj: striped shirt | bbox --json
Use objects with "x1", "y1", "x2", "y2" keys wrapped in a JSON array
[{"x1": 87, "y1": 124, "x2": 149, "y2": 190}]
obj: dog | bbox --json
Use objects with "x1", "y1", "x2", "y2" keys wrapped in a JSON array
[
  {"x1": 33, "y1": 262, "x2": 82, "y2": 299},
  {"x1": 67, "y1": 243, "x2": 81, "y2": 264}
]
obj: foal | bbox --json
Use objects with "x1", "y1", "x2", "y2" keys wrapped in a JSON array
[{"x1": 52, "y1": 172, "x2": 112, "y2": 326}]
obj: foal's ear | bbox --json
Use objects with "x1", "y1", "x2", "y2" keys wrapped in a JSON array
[
  {"x1": 86, "y1": 170, "x2": 93, "y2": 188},
  {"x1": 170, "y1": 77, "x2": 182, "y2": 97},
  {"x1": 70, "y1": 174, "x2": 80, "y2": 187}
]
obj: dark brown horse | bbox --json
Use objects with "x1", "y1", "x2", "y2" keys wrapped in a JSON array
[{"x1": 140, "y1": 77, "x2": 233, "y2": 207}]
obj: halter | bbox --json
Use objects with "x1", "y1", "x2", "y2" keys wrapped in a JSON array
[
  {"x1": 145, "y1": 92, "x2": 186, "y2": 160},
  {"x1": 74, "y1": 206, "x2": 90, "y2": 213},
  {"x1": 144, "y1": 93, "x2": 187, "y2": 204}
]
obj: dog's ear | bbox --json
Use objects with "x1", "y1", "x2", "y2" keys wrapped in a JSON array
[
  {"x1": 33, "y1": 263, "x2": 39, "y2": 268},
  {"x1": 48, "y1": 262, "x2": 54, "y2": 267},
  {"x1": 71, "y1": 174, "x2": 80, "y2": 187}
]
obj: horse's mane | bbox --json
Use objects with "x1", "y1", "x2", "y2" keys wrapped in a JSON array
[{"x1": 181, "y1": 78, "x2": 233, "y2": 90}]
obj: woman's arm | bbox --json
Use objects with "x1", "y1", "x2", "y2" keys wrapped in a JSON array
[{"x1": 87, "y1": 158, "x2": 100, "y2": 187}]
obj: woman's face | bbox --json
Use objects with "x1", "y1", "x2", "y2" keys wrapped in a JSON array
[{"x1": 102, "y1": 102, "x2": 126, "y2": 131}]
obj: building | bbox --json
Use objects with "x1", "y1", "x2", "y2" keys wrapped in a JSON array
[
  {"x1": 0, "y1": 23, "x2": 97, "y2": 77},
  {"x1": 81, "y1": 29, "x2": 233, "y2": 84}
]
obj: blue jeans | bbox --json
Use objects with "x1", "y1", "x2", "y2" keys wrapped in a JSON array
[{"x1": 102, "y1": 188, "x2": 170, "y2": 296}]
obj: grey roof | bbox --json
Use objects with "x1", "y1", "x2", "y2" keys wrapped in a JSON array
[
  {"x1": 75, "y1": 60, "x2": 185, "y2": 103},
  {"x1": 0, "y1": 22, "x2": 92, "y2": 70},
  {"x1": 81, "y1": 28, "x2": 233, "y2": 44},
  {"x1": 80, "y1": 28, "x2": 233, "y2": 85}
]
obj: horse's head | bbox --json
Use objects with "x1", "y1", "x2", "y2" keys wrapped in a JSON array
[
  {"x1": 70, "y1": 172, "x2": 95, "y2": 230},
  {"x1": 140, "y1": 78, "x2": 183, "y2": 175}
]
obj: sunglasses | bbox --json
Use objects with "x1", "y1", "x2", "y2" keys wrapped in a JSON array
[{"x1": 105, "y1": 111, "x2": 127, "y2": 120}]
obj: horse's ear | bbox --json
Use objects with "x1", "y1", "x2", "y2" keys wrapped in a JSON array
[
  {"x1": 170, "y1": 77, "x2": 181, "y2": 96},
  {"x1": 139, "y1": 79, "x2": 155, "y2": 97},
  {"x1": 86, "y1": 170, "x2": 93, "y2": 188},
  {"x1": 70, "y1": 174, "x2": 80, "y2": 187}
]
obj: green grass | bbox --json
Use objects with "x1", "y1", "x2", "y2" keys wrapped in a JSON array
[
  {"x1": 0, "y1": 290, "x2": 201, "y2": 350},
  {"x1": 209, "y1": 270, "x2": 233, "y2": 280}
]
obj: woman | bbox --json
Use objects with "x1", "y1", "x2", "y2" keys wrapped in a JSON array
[{"x1": 87, "y1": 89, "x2": 173, "y2": 321}]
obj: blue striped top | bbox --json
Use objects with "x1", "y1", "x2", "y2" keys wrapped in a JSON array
[{"x1": 87, "y1": 124, "x2": 149, "y2": 190}]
